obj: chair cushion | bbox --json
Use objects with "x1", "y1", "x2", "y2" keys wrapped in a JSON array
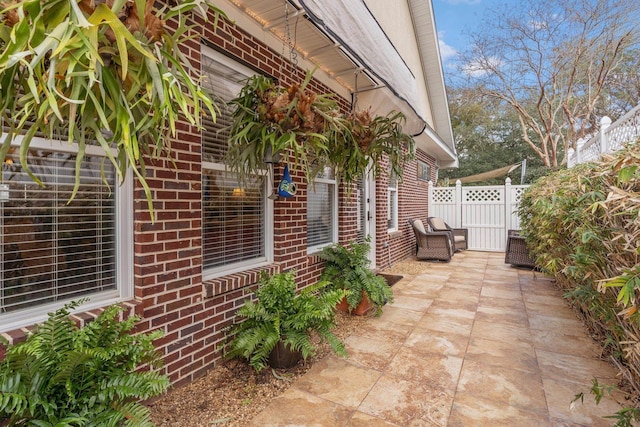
[
  {"x1": 413, "y1": 219, "x2": 427, "y2": 234},
  {"x1": 454, "y1": 236, "x2": 465, "y2": 243},
  {"x1": 430, "y1": 217, "x2": 448, "y2": 230}
]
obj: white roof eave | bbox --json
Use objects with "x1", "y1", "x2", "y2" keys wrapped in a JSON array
[{"x1": 299, "y1": 0, "x2": 427, "y2": 136}]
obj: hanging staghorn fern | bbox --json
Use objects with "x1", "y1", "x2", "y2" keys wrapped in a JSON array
[{"x1": 0, "y1": 0, "x2": 224, "y2": 216}]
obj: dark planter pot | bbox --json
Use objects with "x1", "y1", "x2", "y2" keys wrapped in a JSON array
[
  {"x1": 268, "y1": 340, "x2": 302, "y2": 369},
  {"x1": 336, "y1": 291, "x2": 374, "y2": 316}
]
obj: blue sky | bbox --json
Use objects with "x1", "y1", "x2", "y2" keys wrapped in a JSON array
[{"x1": 432, "y1": 0, "x2": 506, "y2": 70}]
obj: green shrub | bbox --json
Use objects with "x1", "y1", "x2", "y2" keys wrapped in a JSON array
[
  {"x1": 0, "y1": 300, "x2": 169, "y2": 426},
  {"x1": 519, "y1": 143, "x2": 640, "y2": 422},
  {"x1": 318, "y1": 240, "x2": 393, "y2": 314},
  {"x1": 224, "y1": 271, "x2": 348, "y2": 372}
]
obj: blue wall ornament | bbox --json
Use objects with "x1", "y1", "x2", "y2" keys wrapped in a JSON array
[{"x1": 278, "y1": 164, "x2": 297, "y2": 198}]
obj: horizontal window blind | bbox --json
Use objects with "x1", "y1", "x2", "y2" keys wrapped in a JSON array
[
  {"x1": 202, "y1": 170, "x2": 265, "y2": 269},
  {"x1": 0, "y1": 148, "x2": 116, "y2": 313},
  {"x1": 308, "y1": 168, "x2": 336, "y2": 248},
  {"x1": 201, "y1": 54, "x2": 250, "y2": 163},
  {"x1": 201, "y1": 49, "x2": 267, "y2": 271},
  {"x1": 388, "y1": 172, "x2": 398, "y2": 230}
]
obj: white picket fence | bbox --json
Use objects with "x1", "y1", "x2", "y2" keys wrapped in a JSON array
[
  {"x1": 428, "y1": 178, "x2": 529, "y2": 252},
  {"x1": 568, "y1": 104, "x2": 640, "y2": 167}
]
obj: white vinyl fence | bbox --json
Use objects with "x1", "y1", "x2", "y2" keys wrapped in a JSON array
[
  {"x1": 568, "y1": 104, "x2": 640, "y2": 167},
  {"x1": 428, "y1": 178, "x2": 529, "y2": 251}
]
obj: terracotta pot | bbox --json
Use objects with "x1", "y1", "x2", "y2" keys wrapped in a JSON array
[
  {"x1": 268, "y1": 340, "x2": 302, "y2": 369},
  {"x1": 336, "y1": 291, "x2": 374, "y2": 316}
]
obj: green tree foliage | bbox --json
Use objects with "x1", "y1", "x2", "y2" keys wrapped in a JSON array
[
  {"x1": 458, "y1": 0, "x2": 640, "y2": 167},
  {"x1": 439, "y1": 88, "x2": 547, "y2": 185},
  {"x1": 224, "y1": 271, "x2": 347, "y2": 372},
  {"x1": 0, "y1": 300, "x2": 169, "y2": 426}
]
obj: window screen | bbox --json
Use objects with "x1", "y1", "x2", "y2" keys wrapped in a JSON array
[
  {"x1": 388, "y1": 172, "x2": 398, "y2": 231},
  {"x1": 307, "y1": 168, "x2": 336, "y2": 249},
  {"x1": 0, "y1": 148, "x2": 116, "y2": 313},
  {"x1": 201, "y1": 48, "x2": 268, "y2": 271}
]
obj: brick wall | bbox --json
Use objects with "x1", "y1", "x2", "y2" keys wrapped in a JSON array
[{"x1": 0, "y1": 6, "x2": 440, "y2": 385}]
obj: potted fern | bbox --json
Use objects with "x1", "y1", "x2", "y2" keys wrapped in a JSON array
[
  {"x1": 223, "y1": 271, "x2": 347, "y2": 372},
  {"x1": 319, "y1": 240, "x2": 394, "y2": 316},
  {"x1": 0, "y1": 300, "x2": 169, "y2": 426}
]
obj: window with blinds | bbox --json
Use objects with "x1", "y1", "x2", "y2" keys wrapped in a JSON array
[
  {"x1": 307, "y1": 168, "x2": 337, "y2": 250},
  {"x1": 388, "y1": 173, "x2": 398, "y2": 231},
  {"x1": 201, "y1": 47, "x2": 269, "y2": 272},
  {"x1": 0, "y1": 146, "x2": 117, "y2": 314}
]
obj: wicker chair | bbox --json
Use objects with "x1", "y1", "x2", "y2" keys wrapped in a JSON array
[
  {"x1": 427, "y1": 217, "x2": 468, "y2": 251},
  {"x1": 505, "y1": 230, "x2": 536, "y2": 268},
  {"x1": 409, "y1": 219, "x2": 454, "y2": 262}
]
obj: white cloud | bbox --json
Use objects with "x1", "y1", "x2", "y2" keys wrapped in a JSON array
[
  {"x1": 461, "y1": 56, "x2": 501, "y2": 77},
  {"x1": 528, "y1": 20, "x2": 547, "y2": 30},
  {"x1": 437, "y1": 32, "x2": 459, "y2": 65}
]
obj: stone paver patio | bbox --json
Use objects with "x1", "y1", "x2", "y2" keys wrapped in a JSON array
[{"x1": 249, "y1": 251, "x2": 623, "y2": 426}]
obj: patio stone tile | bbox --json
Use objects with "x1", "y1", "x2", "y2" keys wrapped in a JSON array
[
  {"x1": 342, "y1": 335, "x2": 397, "y2": 370},
  {"x1": 404, "y1": 328, "x2": 469, "y2": 357},
  {"x1": 465, "y1": 336, "x2": 538, "y2": 373},
  {"x1": 483, "y1": 278, "x2": 521, "y2": 287},
  {"x1": 416, "y1": 312, "x2": 475, "y2": 336},
  {"x1": 543, "y1": 377, "x2": 623, "y2": 427},
  {"x1": 444, "y1": 280, "x2": 482, "y2": 294},
  {"x1": 386, "y1": 346, "x2": 464, "y2": 390},
  {"x1": 471, "y1": 320, "x2": 534, "y2": 344},
  {"x1": 528, "y1": 314, "x2": 588, "y2": 334},
  {"x1": 358, "y1": 375, "x2": 453, "y2": 426},
  {"x1": 519, "y1": 278, "x2": 562, "y2": 294},
  {"x1": 524, "y1": 300, "x2": 577, "y2": 319},
  {"x1": 427, "y1": 304, "x2": 476, "y2": 320},
  {"x1": 478, "y1": 294, "x2": 526, "y2": 311},
  {"x1": 449, "y1": 272, "x2": 486, "y2": 282},
  {"x1": 536, "y1": 350, "x2": 619, "y2": 385},
  {"x1": 349, "y1": 318, "x2": 413, "y2": 343},
  {"x1": 248, "y1": 387, "x2": 353, "y2": 427},
  {"x1": 434, "y1": 288, "x2": 480, "y2": 305},
  {"x1": 480, "y1": 285, "x2": 523, "y2": 300},
  {"x1": 347, "y1": 412, "x2": 401, "y2": 427},
  {"x1": 456, "y1": 359, "x2": 547, "y2": 413},
  {"x1": 393, "y1": 280, "x2": 445, "y2": 298},
  {"x1": 475, "y1": 304, "x2": 529, "y2": 327},
  {"x1": 292, "y1": 356, "x2": 381, "y2": 410},
  {"x1": 369, "y1": 304, "x2": 424, "y2": 328},
  {"x1": 389, "y1": 295, "x2": 434, "y2": 312},
  {"x1": 524, "y1": 292, "x2": 570, "y2": 307},
  {"x1": 448, "y1": 394, "x2": 550, "y2": 427},
  {"x1": 415, "y1": 272, "x2": 451, "y2": 282},
  {"x1": 531, "y1": 329, "x2": 603, "y2": 358},
  {"x1": 485, "y1": 269, "x2": 520, "y2": 280},
  {"x1": 428, "y1": 298, "x2": 479, "y2": 313}
]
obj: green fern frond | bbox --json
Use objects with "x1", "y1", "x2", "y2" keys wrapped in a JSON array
[
  {"x1": 225, "y1": 271, "x2": 346, "y2": 372},
  {"x1": 0, "y1": 300, "x2": 169, "y2": 425}
]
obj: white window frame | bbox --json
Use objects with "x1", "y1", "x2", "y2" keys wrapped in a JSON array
[
  {"x1": 200, "y1": 46, "x2": 274, "y2": 281},
  {"x1": 387, "y1": 174, "x2": 398, "y2": 232},
  {"x1": 0, "y1": 135, "x2": 133, "y2": 332},
  {"x1": 307, "y1": 173, "x2": 338, "y2": 254}
]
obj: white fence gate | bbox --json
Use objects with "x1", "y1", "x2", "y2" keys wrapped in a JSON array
[{"x1": 428, "y1": 178, "x2": 529, "y2": 251}]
